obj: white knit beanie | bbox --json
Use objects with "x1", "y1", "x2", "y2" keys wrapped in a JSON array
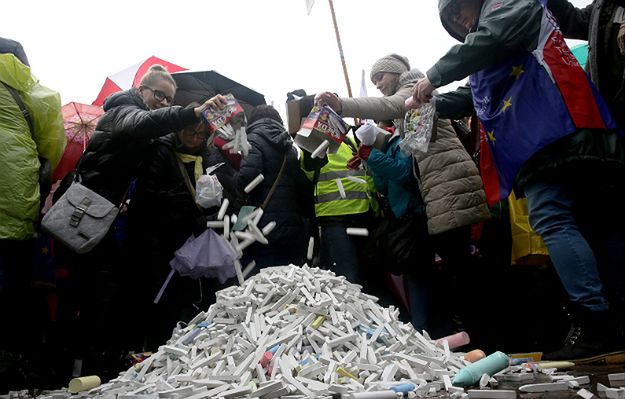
[{"x1": 370, "y1": 54, "x2": 411, "y2": 82}]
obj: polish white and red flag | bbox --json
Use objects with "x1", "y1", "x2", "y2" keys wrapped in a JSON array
[{"x1": 92, "y1": 56, "x2": 186, "y2": 106}]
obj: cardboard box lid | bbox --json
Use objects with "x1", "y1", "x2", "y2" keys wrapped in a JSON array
[{"x1": 285, "y1": 94, "x2": 316, "y2": 134}]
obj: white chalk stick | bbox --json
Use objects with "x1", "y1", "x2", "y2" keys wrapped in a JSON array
[
  {"x1": 242, "y1": 261, "x2": 256, "y2": 278},
  {"x1": 307, "y1": 237, "x2": 315, "y2": 260},
  {"x1": 346, "y1": 176, "x2": 367, "y2": 184},
  {"x1": 217, "y1": 199, "x2": 229, "y2": 220},
  {"x1": 335, "y1": 178, "x2": 346, "y2": 199},
  {"x1": 519, "y1": 382, "x2": 569, "y2": 392},
  {"x1": 346, "y1": 227, "x2": 369, "y2": 236},
  {"x1": 244, "y1": 174, "x2": 264, "y2": 193},
  {"x1": 609, "y1": 373, "x2": 625, "y2": 382},
  {"x1": 223, "y1": 215, "x2": 230, "y2": 240},
  {"x1": 311, "y1": 140, "x2": 330, "y2": 159},
  {"x1": 262, "y1": 221, "x2": 276, "y2": 236},
  {"x1": 253, "y1": 208, "x2": 264, "y2": 225},
  {"x1": 206, "y1": 221, "x2": 224, "y2": 228},
  {"x1": 467, "y1": 390, "x2": 516, "y2": 399},
  {"x1": 576, "y1": 389, "x2": 595, "y2": 399},
  {"x1": 342, "y1": 392, "x2": 397, "y2": 399},
  {"x1": 236, "y1": 238, "x2": 255, "y2": 252},
  {"x1": 234, "y1": 260, "x2": 244, "y2": 286}
]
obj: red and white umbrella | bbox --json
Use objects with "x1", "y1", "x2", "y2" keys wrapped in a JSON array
[
  {"x1": 52, "y1": 102, "x2": 104, "y2": 181},
  {"x1": 92, "y1": 56, "x2": 186, "y2": 106}
]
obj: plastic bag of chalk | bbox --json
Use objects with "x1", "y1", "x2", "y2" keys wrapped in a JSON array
[
  {"x1": 400, "y1": 101, "x2": 436, "y2": 154},
  {"x1": 195, "y1": 174, "x2": 223, "y2": 208}
]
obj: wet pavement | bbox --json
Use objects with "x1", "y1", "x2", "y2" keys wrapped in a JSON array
[{"x1": 430, "y1": 365, "x2": 624, "y2": 398}]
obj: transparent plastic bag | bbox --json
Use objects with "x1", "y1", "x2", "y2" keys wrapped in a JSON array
[
  {"x1": 400, "y1": 101, "x2": 436, "y2": 154},
  {"x1": 195, "y1": 174, "x2": 223, "y2": 209}
]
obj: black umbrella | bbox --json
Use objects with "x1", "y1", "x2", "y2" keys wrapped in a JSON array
[{"x1": 172, "y1": 70, "x2": 266, "y2": 117}]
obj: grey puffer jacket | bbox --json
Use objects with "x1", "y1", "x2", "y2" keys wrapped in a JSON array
[
  {"x1": 414, "y1": 118, "x2": 490, "y2": 234},
  {"x1": 339, "y1": 69, "x2": 490, "y2": 234}
]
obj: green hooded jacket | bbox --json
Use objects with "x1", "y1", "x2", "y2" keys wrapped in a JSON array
[{"x1": 0, "y1": 54, "x2": 65, "y2": 239}]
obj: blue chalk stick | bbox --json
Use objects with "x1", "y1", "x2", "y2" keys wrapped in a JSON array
[
  {"x1": 390, "y1": 383, "x2": 415, "y2": 393},
  {"x1": 452, "y1": 351, "x2": 510, "y2": 387}
]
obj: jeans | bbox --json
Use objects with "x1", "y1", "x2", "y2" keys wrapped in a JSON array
[
  {"x1": 320, "y1": 223, "x2": 363, "y2": 285},
  {"x1": 525, "y1": 175, "x2": 625, "y2": 312},
  {"x1": 404, "y1": 226, "x2": 472, "y2": 337},
  {"x1": 320, "y1": 219, "x2": 400, "y2": 309}
]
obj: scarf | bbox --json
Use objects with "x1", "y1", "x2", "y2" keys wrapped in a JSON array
[{"x1": 176, "y1": 152, "x2": 203, "y2": 181}]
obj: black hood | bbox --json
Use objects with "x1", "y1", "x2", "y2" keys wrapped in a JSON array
[
  {"x1": 247, "y1": 118, "x2": 292, "y2": 152},
  {"x1": 103, "y1": 88, "x2": 148, "y2": 112},
  {"x1": 439, "y1": 0, "x2": 482, "y2": 42}
]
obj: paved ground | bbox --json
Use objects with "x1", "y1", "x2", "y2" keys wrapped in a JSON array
[{"x1": 428, "y1": 365, "x2": 624, "y2": 398}]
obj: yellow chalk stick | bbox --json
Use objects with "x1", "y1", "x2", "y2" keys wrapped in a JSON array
[
  {"x1": 68, "y1": 375, "x2": 101, "y2": 393},
  {"x1": 312, "y1": 315, "x2": 326, "y2": 329}
]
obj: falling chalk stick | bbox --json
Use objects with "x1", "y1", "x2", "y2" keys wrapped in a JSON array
[
  {"x1": 244, "y1": 174, "x2": 264, "y2": 193},
  {"x1": 311, "y1": 140, "x2": 330, "y2": 159}
]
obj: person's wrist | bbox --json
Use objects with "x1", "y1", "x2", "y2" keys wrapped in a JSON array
[
  {"x1": 358, "y1": 145, "x2": 373, "y2": 160},
  {"x1": 334, "y1": 94, "x2": 342, "y2": 114}
]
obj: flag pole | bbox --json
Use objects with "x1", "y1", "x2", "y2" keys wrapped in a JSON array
[{"x1": 328, "y1": 0, "x2": 353, "y2": 98}]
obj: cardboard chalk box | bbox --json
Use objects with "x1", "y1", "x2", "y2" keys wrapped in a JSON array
[
  {"x1": 294, "y1": 106, "x2": 348, "y2": 155},
  {"x1": 286, "y1": 94, "x2": 316, "y2": 134},
  {"x1": 202, "y1": 93, "x2": 245, "y2": 134}
]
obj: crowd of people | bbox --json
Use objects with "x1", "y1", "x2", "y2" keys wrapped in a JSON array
[{"x1": 1, "y1": 0, "x2": 624, "y2": 392}]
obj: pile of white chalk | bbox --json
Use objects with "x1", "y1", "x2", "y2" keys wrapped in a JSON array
[{"x1": 84, "y1": 265, "x2": 470, "y2": 398}]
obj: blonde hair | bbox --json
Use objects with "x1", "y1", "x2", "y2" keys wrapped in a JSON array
[{"x1": 140, "y1": 64, "x2": 177, "y2": 89}]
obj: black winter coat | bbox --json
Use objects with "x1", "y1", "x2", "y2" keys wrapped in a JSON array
[
  {"x1": 128, "y1": 133, "x2": 243, "y2": 248},
  {"x1": 128, "y1": 133, "x2": 203, "y2": 246},
  {"x1": 237, "y1": 118, "x2": 310, "y2": 248},
  {"x1": 125, "y1": 134, "x2": 239, "y2": 345},
  {"x1": 78, "y1": 88, "x2": 198, "y2": 204}
]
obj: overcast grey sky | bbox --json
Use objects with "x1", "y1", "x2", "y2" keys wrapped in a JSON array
[{"x1": 3, "y1": 0, "x2": 589, "y2": 116}]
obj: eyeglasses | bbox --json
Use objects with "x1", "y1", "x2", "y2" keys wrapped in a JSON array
[{"x1": 142, "y1": 86, "x2": 174, "y2": 104}]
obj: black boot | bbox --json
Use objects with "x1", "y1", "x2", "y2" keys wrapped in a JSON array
[{"x1": 542, "y1": 308, "x2": 625, "y2": 364}]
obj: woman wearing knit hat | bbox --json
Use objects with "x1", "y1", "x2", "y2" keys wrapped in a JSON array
[
  {"x1": 315, "y1": 54, "x2": 489, "y2": 337},
  {"x1": 316, "y1": 53, "x2": 413, "y2": 130}
]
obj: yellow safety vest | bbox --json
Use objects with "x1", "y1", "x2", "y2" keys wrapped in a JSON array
[{"x1": 300, "y1": 139, "x2": 376, "y2": 217}]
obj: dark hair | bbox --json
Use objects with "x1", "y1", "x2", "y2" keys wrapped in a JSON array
[{"x1": 248, "y1": 104, "x2": 283, "y2": 125}]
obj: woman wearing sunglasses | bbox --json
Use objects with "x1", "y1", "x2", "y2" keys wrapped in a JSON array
[{"x1": 55, "y1": 65, "x2": 227, "y2": 381}]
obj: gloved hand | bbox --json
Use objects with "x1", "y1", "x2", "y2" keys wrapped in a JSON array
[
  {"x1": 347, "y1": 154, "x2": 361, "y2": 170},
  {"x1": 357, "y1": 145, "x2": 373, "y2": 161}
]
